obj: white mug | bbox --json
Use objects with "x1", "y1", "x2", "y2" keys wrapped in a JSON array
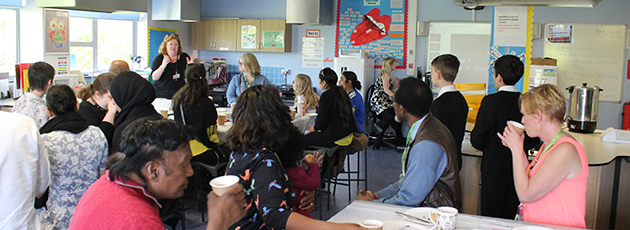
[
  {"x1": 359, "y1": 219, "x2": 383, "y2": 230},
  {"x1": 210, "y1": 175, "x2": 239, "y2": 196},
  {"x1": 430, "y1": 206, "x2": 458, "y2": 230}
]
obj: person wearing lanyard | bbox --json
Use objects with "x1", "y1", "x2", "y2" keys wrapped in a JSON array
[
  {"x1": 498, "y1": 84, "x2": 588, "y2": 228},
  {"x1": 226, "y1": 53, "x2": 270, "y2": 104},
  {"x1": 151, "y1": 33, "x2": 194, "y2": 99},
  {"x1": 356, "y1": 78, "x2": 461, "y2": 208}
]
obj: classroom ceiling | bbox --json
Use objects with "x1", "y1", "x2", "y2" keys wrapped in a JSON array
[{"x1": 455, "y1": 0, "x2": 603, "y2": 8}]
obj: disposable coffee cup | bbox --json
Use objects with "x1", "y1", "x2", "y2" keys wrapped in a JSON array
[
  {"x1": 290, "y1": 110, "x2": 296, "y2": 120},
  {"x1": 218, "y1": 113, "x2": 226, "y2": 126},
  {"x1": 230, "y1": 102, "x2": 236, "y2": 111},
  {"x1": 210, "y1": 175, "x2": 239, "y2": 196},
  {"x1": 359, "y1": 219, "x2": 383, "y2": 230},
  {"x1": 508, "y1": 120, "x2": 525, "y2": 135},
  {"x1": 160, "y1": 110, "x2": 169, "y2": 118}
]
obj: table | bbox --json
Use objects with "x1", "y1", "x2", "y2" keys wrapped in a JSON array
[
  {"x1": 0, "y1": 98, "x2": 15, "y2": 112},
  {"x1": 328, "y1": 200, "x2": 583, "y2": 230},
  {"x1": 216, "y1": 112, "x2": 315, "y2": 144}
]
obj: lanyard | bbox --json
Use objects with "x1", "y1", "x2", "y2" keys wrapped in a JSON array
[
  {"x1": 400, "y1": 120, "x2": 420, "y2": 177},
  {"x1": 527, "y1": 129, "x2": 563, "y2": 176},
  {"x1": 243, "y1": 74, "x2": 253, "y2": 88}
]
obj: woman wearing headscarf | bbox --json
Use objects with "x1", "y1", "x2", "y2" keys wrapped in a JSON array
[{"x1": 110, "y1": 71, "x2": 162, "y2": 150}]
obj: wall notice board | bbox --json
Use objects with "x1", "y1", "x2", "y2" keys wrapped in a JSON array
[
  {"x1": 426, "y1": 22, "x2": 491, "y2": 84},
  {"x1": 544, "y1": 24, "x2": 627, "y2": 102}
]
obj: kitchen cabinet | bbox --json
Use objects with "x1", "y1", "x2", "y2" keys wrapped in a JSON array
[
  {"x1": 237, "y1": 19, "x2": 292, "y2": 52},
  {"x1": 192, "y1": 19, "x2": 237, "y2": 51}
]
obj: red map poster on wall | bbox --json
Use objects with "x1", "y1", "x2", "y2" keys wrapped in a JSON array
[{"x1": 336, "y1": 0, "x2": 408, "y2": 68}]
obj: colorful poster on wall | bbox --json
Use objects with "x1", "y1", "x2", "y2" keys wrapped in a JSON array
[
  {"x1": 487, "y1": 6, "x2": 533, "y2": 94},
  {"x1": 241, "y1": 25, "x2": 257, "y2": 49},
  {"x1": 44, "y1": 9, "x2": 69, "y2": 54},
  {"x1": 263, "y1": 31, "x2": 284, "y2": 48},
  {"x1": 336, "y1": 0, "x2": 408, "y2": 68},
  {"x1": 546, "y1": 24, "x2": 573, "y2": 43}
]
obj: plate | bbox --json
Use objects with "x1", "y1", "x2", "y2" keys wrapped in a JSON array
[
  {"x1": 383, "y1": 220, "x2": 430, "y2": 230},
  {"x1": 403, "y1": 207, "x2": 436, "y2": 224},
  {"x1": 305, "y1": 113, "x2": 318, "y2": 117},
  {"x1": 512, "y1": 226, "x2": 553, "y2": 230}
]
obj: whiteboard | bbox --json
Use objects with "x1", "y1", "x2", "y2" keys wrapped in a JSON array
[
  {"x1": 426, "y1": 22, "x2": 491, "y2": 84},
  {"x1": 544, "y1": 24, "x2": 627, "y2": 102}
]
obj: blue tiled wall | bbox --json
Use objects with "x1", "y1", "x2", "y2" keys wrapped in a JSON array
[{"x1": 226, "y1": 64, "x2": 285, "y2": 86}]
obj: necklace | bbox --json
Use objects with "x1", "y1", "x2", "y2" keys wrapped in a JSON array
[{"x1": 527, "y1": 129, "x2": 563, "y2": 176}]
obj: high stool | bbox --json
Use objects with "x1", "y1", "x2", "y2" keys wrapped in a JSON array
[{"x1": 306, "y1": 145, "x2": 352, "y2": 219}]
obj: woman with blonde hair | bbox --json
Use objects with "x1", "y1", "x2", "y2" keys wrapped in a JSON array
[
  {"x1": 498, "y1": 84, "x2": 588, "y2": 228},
  {"x1": 150, "y1": 33, "x2": 194, "y2": 98},
  {"x1": 293, "y1": 74, "x2": 318, "y2": 115},
  {"x1": 369, "y1": 57, "x2": 402, "y2": 149},
  {"x1": 226, "y1": 53, "x2": 270, "y2": 104}
]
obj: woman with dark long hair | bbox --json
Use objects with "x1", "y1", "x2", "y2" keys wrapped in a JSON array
[
  {"x1": 339, "y1": 71, "x2": 366, "y2": 134},
  {"x1": 304, "y1": 67, "x2": 357, "y2": 147},
  {"x1": 225, "y1": 85, "x2": 360, "y2": 230},
  {"x1": 172, "y1": 63, "x2": 227, "y2": 165}
]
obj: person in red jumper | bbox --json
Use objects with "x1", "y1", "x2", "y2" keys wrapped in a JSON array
[
  {"x1": 69, "y1": 118, "x2": 246, "y2": 230},
  {"x1": 286, "y1": 152, "x2": 323, "y2": 218}
]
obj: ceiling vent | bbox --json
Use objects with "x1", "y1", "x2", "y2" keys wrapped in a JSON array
[
  {"x1": 454, "y1": 0, "x2": 602, "y2": 8},
  {"x1": 37, "y1": 0, "x2": 147, "y2": 13},
  {"x1": 152, "y1": 0, "x2": 200, "y2": 22},
  {"x1": 286, "y1": 0, "x2": 333, "y2": 25}
]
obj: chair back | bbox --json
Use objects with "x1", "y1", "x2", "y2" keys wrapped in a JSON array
[
  {"x1": 70, "y1": 70, "x2": 86, "y2": 84},
  {"x1": 364, "y1": 84, "x2": 378, "y2": 133},
  {"x1": 454, "y1": 83, "x2": 486, "y2": 123}
]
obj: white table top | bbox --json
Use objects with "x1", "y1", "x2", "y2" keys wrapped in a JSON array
[
  {"x1": 216, "y1": 113, "x2": 314, "y2": 144},
  {"x1": 328, "y1": 201, "x2": 582, "y2": 230}
]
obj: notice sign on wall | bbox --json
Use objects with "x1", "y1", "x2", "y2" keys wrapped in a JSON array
[{"x1": 302, "y1": 37, "x2": 325, "y2": 68}]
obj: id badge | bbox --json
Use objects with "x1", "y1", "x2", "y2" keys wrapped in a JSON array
[{"x1": 173, "y1": 73, "x2": 180, "y2": 80}]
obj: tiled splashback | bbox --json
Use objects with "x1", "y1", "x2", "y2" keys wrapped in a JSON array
[{"x1": 226, "y1": 64, "x2": 286, "y2": 86}]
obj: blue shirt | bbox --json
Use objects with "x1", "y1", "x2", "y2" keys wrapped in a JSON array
[
  {"x1": 348, "y1": 89, "x2": 366, "y2": 134},
  {"x1": 375, "y1": 116, "x2": 448, "y2": 206},
  {"x1": 226, "y1": 73, "x2": 270, "y2": 104}
]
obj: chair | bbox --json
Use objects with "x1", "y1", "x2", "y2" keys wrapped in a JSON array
[
  {"x1": 364, "y1": 84, "x2": 396, "y2": 149},
  {"x1": 306, "y1": 145, "x2": 352, "y2": 219},
  {"x1": 70, "y1": 70, "x2": 86, "y2": 85},
  {"x1": 454, "y1": 83, "x2": 486, "y2": 124}
]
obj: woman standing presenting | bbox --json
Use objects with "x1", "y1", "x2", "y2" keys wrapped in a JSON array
[
  {"x1": 151, "y1": 34, "x2": 194, "y2": 99},
  {"x1": 226, "y1": 53, "x2": 270, "y2": 104},
  {"x1": 370, "y1": 57, "x2": 402, "y2": 149},
  {"x1": 498, "y1": 84, "x2": 588, "y2": 228}
]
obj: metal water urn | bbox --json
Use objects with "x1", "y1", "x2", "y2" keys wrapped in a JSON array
[{"x1": 566, "y1": 83, "x2": 603, "y2": 133}]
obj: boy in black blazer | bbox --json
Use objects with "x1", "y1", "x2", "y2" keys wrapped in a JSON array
[
  {"x1": 471, "y1": 55, "x2": 539, "y2": 219},
  {"x1": 430, "y1": 54, "x2": 468, "y2": 170}
]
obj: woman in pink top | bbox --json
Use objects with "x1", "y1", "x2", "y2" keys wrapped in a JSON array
[{"x1": 498, "y1": 84, "x2": 588, "y2": 228}]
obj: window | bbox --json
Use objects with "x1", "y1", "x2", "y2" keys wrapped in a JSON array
[
  {"x1": 0, "y1": 8, "x2": 18, "y2": 76},
  {"x1": 70, "y1": 17, "x2": 135, "y2": 72}
]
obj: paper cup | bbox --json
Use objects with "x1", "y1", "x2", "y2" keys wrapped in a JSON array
[
  {"x1": 290, "y1": 110, "x2": 296, "y2": 120},
  {"x1": 218, "y1": 113, "x2": 226, "y2": 126},
  {"x1": 210, "y1": 175, "x2": 240, "y2": 196},
  {"x1": 230, "y1": 102, "x2": 236, "y2": 111},
  {"x1": 359, "y1": 219, "x2": 383, "y2": 230},
  {"x1": 160, "y1": 110, "x2": 169, "y2": 118},
  {"x1": 430, "y1": 206, "x2": 458, "y2": 230},
  {"x1": 508, "y1": 120, "x2": 525, "y2": 135}
]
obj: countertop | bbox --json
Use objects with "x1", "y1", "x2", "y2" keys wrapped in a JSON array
[{"x1": 460, "y1": 127, "x2": 630, "y2": 166}]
